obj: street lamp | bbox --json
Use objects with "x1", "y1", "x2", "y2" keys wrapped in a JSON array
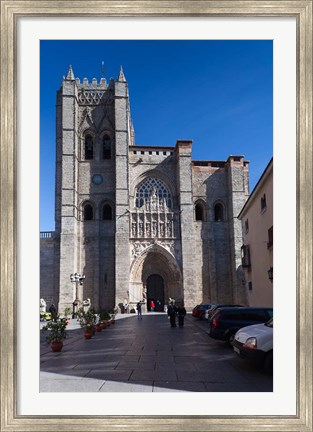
[{"x1": 70, "y1": 272, "x2": 85, "y2": 317}]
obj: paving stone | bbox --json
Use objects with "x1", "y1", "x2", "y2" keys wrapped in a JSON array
[
  {"x1": 99, "y1": 380, "x2": 153, "y2": 392},
  {"x1": 153, "y1": 381, "x2": 207, "y2": 392},
  {"x1": 40, "y1": 316, "x2": 272, "y2": 392},
  {"x1": 86, "y1": 369, "x2": 132, "y2": 381},
  {"x1": 40, "y1": 377, "x2": 105, "y2": 392}
]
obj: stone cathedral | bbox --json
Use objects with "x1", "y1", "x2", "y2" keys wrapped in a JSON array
[{"x1": 40, "y1": 65, "x2": 250, "y2": 314}]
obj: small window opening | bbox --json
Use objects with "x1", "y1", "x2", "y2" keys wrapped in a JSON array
[
  {"x1": 214, "y1": 203, "x2": 224, "y2": 221},
  {"x1": 245, "y1": 219, "x2": 249, "y2": 233},
  {"x1": 195, "y1": 203, "x2": 204, "y2": 221},
  {"x1": 84, "y1": 135, "x2": 93, "y2": 160},
  {"x1": 102, "y1": 204, "x2": 113, "y2": 220},
  {"x1": 267, "y1": 226, "x2": 273, "y2": 248},
  {"x1": 261, "y1": 194, "x2": 267, "y2": 211},
  {"x1": 103, "y1": 135, "x2": 111, "y2": 159},
  {"x1": 83, "y1": 204, "x2": 93, "y2": 221}
]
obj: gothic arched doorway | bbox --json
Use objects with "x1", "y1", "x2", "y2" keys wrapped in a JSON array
[{"x1": 147, "y1": 274, "x2": 165, "y2": 312}]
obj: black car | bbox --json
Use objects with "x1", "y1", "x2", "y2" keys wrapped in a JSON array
[
  {"x1": 208, "y1": 307, "x2": 273, "y2": 345},
  {"x1": 206, "y1": 304, "x2": 243, "y2": 320}
]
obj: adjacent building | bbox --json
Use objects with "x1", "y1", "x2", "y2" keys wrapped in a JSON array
[
  {"x1": 238, "y1": 159, "x2": 273, "y2": 307},
  {"x1": 40, "y1": 65, "x2": 250, "y2": 314}
]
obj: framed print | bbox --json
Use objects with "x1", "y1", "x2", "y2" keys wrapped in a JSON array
[{"x1": 0, "y1": 1, "x2": 312, "y2": 431}]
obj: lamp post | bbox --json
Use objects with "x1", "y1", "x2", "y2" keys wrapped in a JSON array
[{"x1": 70, "y1": 272, "x2": 85, "y2": 317}]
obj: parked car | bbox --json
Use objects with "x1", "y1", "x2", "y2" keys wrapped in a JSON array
[
  {"x1": 205, "y1": 304, "x2": 243, "y2": 320},
  {"x1": 192, "y1": 305, "x2": 201, "y2": 317},
  {"x1": 208, "y1": 307, "x2": 273, "y2": 345},
  {"x1": 192, "y1": 304, "x2": 211, "y2": 318},
  {"x1": 192, "y1": 304, "x2": 213, "y2": 319},
  {"x1": 40, "y1": 311, "x2": 52, "y2": 321},
  {"x1": 233, "y1": 318, "x2": 273, "y2": 374}
]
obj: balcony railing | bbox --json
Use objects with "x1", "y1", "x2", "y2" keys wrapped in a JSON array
[{"x1": 40, "y1": 231, "x2": 56, "y2": 239}]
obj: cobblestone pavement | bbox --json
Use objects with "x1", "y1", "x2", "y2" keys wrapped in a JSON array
[{"x1": 40, "y1": 313, "x2": 273, "y2": 392}]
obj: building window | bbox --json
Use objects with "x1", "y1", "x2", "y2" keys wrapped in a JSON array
[
  {"x1": 135, "y1": 178, "x2": 172, "y2": 209},
  {"x1": 261, "y1": 193, "x2": 267, "y2": 211},
  {"x1": 103, "y1": 135, "x2": 111, "y2": 159},
  {"x1": 241, "y1": 244, "x2": 251, "y2": 267},
  {"x1": 83, "y1": 203, "x2": 93, "y2": 220},
  {"x1": 248, "y1": 281, "x2": 253, "y2": 291},
  {"x1": 195, "y1": 203, "x2": 204, "y2": 221},
  {"x1": 102, "y1": 203, "x2": 113, "y2": 220},
  {"x1": 214, "y1": 203, "x2": 224, "y2": 221},
  {"x1": 245, "y1": 219, "x2": 249, "y2": 233},
  {"x1": 84, "y1": 135, "x2": 93, "y2": 160},
  {"x1": 267, "y1": 226, "x2": 273, "y2": 248}
]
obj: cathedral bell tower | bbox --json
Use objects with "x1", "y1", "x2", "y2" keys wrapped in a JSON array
[{"x1": 56, "y1": 65, "x2": 134, "y2": 313}]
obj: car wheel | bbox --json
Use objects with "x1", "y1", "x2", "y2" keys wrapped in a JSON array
[
  {"x1": 227, "y1": 333, "x2": 236, "y2": 346},
  {"x1": 264, "y1": 351, "x2": 273, "y2": 374}
]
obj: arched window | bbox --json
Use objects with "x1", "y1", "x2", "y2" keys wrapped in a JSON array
[
  {"x1": 195, "y1": 201, "x2": 205, "y2": 221},
  {"x1": 135, "y1": 178, "x2": 172, "y2": 209},
  {"x1": 103, "y1": 135, "x2": 111, "y2": 159},
  {"x1": 83, "y1": 203, "x2": 93, "y2": 221},
  {"x1": 214, "y1": 203, "x2": 224, "y2": 222},
  {"x1": 102, "y1": 203, "x2": 113, "y2": 220},
  {"x1": 84, "y1": 135, "x2": 93, "y2": 160}
]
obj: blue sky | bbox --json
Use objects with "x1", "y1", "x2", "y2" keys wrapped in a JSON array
[{"x1": 40, "y1": 40, "x2": 273, "y2": 231}]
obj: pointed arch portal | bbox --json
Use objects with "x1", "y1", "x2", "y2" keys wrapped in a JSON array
[
  {"x1": 129, "y1": 243, "x2": 183, "y2": 309},
  {"x1": 147, "y1": 274, "x2": 165, "y2": 312}
]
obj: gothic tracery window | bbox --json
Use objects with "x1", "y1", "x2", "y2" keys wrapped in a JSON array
[{"x1": 135, "y1": 178, "x2": 172, "y2": 209}]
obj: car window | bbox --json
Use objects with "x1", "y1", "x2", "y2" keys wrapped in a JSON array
[
  {"x1": 222, "y1": 310, "x2": 242, "y2": 320},
  {"x1": 243, "y1": 309, "x2": 267, "y2": 321},
  {"x1": 265, "y1": 318, "x2": 273, "y2": 328}
]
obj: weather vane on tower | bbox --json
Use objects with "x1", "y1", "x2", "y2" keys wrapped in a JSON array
[{"x1": 101, "y1": 61, "x2": 105, "y2": 77}]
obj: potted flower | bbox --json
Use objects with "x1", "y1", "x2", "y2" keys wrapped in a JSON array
[
  {"x1": 99, "y1": 310, "x2": 111, "y2": 329},
  {"x1": 110, "y1": 307, "x2": 118, "y2": 324},
  {"x1": 77, "y1": 307, "x2": 96, "y2": 339},
  {"x1": 42, "y1": 316, "x2": 67, "y2": 352},
  {"x1": 63, "y1": 307, "x2": 71, "y2": 325}
]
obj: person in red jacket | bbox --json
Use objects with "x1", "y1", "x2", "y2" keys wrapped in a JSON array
[{"x1": 150, "y1": 300, "x2": 155, "y2": 312}]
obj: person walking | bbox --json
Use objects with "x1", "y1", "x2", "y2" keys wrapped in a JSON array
[
  {"x1": 136, "y1": 301, "x2": 143, "y2": 320},
  {"x1": 177, "y1": 304, "x2": 187, "y2": 327},
  {"x1": 167, "y1": 301, "x2": 177, "y2": 327},
  {"x1": 150, "y1": 300, "x2": 155, "y2": 312}
]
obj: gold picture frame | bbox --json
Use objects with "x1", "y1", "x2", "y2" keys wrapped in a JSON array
[{"x1": 1, "y1": 1, "x2": 312, "y2": 430}]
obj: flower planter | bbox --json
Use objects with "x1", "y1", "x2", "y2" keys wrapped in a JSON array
[
  {"x1": 96, "y1": 324, "x2": 102, "y2": 332},
  {"x1": 101, "y1": 323, "x2": 107, "y2": 329},
  {"x1": 84, "y1": 330, "x2": 93, "y2": 339},
  {"x1": 50, "y1": 341, "x2": 63, "y2": 352},
  {"x1": 111, "y1": 319, "x2": 115, "y2": 325}
]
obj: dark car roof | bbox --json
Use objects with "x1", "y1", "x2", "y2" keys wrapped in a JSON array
[
  {"x1": 213, "y1": 306, "x2": 273, "y2": 315},
  {"x1": 217, "y1": 306, "x2": 272, "y2": 311}
]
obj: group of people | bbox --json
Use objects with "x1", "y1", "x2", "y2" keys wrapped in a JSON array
[
  {"x1": 167, "y1": 302, "x2": 186, "y2": 327},
  {"x1": 135, "y1": 299, "x2": 186, "y2": 327}
]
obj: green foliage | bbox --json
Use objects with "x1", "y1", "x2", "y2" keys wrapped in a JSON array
[
  {"x1": 42, "y1": 316, "x2": 67, "y2": 343},
  {"x1": 77, "y1": 307, "x2": 96, "y2": 329},
  {"x1": 63, "y1": 307, "x2": 71, "y2": 319},
  {"x1": 98, "y1": 310, "x2": 111, "y2": 322}
]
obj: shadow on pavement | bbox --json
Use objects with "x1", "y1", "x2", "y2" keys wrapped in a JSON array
[{"x1": 40, "y1": 314, "x2": 273, "y2": 393}]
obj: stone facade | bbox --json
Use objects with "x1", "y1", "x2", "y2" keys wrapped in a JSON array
[{"x1": 40, "y1": 65, "x2": 250, "y2": 314}]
